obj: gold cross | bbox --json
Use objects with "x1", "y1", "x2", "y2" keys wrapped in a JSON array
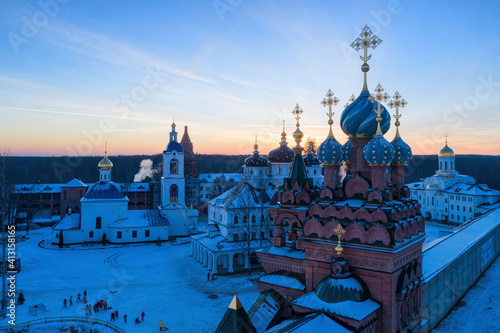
[
  {"x1": 292, "y1": 104, "x2": 303, "y2": 127},
  {"x1": 387, "y1": 91, "x2": 407, "y2": 128},
  {"x1": 350, "y1": 25, "x2": 382, "y2": 63},
  {"x1": 344, "y1": 94, "x2": 356, "y2": 108},
  {"x1": 334, "y1": 223, "x2": 345, "y2": 255},
  {"x1": 445, "y1": 134, "x2": 448, "y2": 145},
  {"x1": 369, "y1": 83, "x2": 389, "y2": 120},
  {"x1": 321, "y1": 89, "x2": 339, "y2": 125}
]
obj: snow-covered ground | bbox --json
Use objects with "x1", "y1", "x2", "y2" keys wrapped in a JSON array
[
  {"x1": 2, "y1": 228, "x2": 259, "y2": 332},
  {"x1": 424, "y1": 221, "x2": 455, "y2": 245},
  {"x1": 432, "y1": 256, "x2": 500, "y2": 332}
]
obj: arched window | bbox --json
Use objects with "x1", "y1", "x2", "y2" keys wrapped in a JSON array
[
  {"x1": 96, "y1": 217, "x2": 102, "y2": 229},
  {"x1": 277, "y1": 167, "x2": 281, "y2": 175},
  {"x1": 89, "y1": 231, "x2": 94, "y2": 238},
  {"x1": 250, "y1": 170, "x2": 254, "y2": 176},
  {"x1": 170, "y1": 184, "x2": 178, "y2": 202},
  {"x1": 251, "y1": 215, "x2": 256, "y2": 223},
  {"x1": 234, "y1": 216, "x2": 238, "y2": 224},
  {"x1": 445, "y1": 162, "x2": 448, "y2": 170},
  {"x1": 170, "y1": 159, "x2": 179, "y2": 175}
]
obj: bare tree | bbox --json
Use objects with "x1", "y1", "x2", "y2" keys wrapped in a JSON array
[{"x1": 231, "y1": 179, "x2": 275, "y2": 275}]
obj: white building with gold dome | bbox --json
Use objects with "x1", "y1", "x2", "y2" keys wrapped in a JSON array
[
  {"x1": 407, "y1": 138, "x2": 500, "y2": 225},
  {"x1": 51, "y1": 151, "x2": 170, "y2": 245}
]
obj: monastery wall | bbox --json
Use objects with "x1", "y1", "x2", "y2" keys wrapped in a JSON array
[{"x1": 421, "y1": 208, "x2": 500, "y2": 331}]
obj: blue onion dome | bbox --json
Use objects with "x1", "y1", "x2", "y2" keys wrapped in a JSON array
[
  {"x1": 364, "y1": 134, "x2": 394, "y2": 166},
  {"x1": 342, "y1": 140, "x2": 352, "y2": 164},
  {"x1": 267, "y1": 126, "x2": 294, "y2": 163},
  {"x1": 244, "y1": 141, "x2": 269, "y2": 167},
  {"x1": 340, "y1": 89, "x2": 391, "y2": 137},
  {"x1": 391, "y1": 135, "x2": 412, "y2": 166},
  {"x1": 318, "y1": 136, "x2": 342, "y2": 165},
  {"x1": 303, "y1": 142, "x2": 321, "y2": 166}
]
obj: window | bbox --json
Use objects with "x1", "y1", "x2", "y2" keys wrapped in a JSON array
[
  {"x1": 259, "y1": 170, "x2": 262, "y2": 175},
  {"x1": 132, "y1": 230, "x2": 137, "y2": 238},
  {"x1": 445, "y1": 162, "x2": 448, "y2": 170},
  {"x1": 145, "y1": 230, "x2": 150, "y2": 237},
  {"x1": 451, "y1": 205, "x2": 454, "y2": 210},
  {"x1": 463, "y1": 216, "x2": 466, "y2": 221},
  {"x1": 469, "y1": 207, "x2": 472, "y2": 212},
  {"x1": 277, "y1": 167, "x2": 281, "y2": 175},
  {"x1": 96, "y1": 217, "x2": 102, "y2": 229},
  {"x1": 261, "y1": 231, "x2": 265, "y2": 239},
  {"x1": 233, "y1": 234, "x2": 239, "y2": 241},
  {"x1": 432, "y1": 197, "x2": 434, "y2": 206},
  {"x1": 89, "y1": 231, "x2": 94, "y2": 238},
  {"x1": 314, "y1": 170, "x2": 317, "y2": 175},
  {"x1": 251, "y1": 215, "x2": 256, "y2": 223},
  {"x1": 445, "y1": 199, "x2": 447, "y2": 203},
  {"x1": 457, "y1": 205, "x2": 460, "y2": 210},
  {"x1": 234, "y1": 216, "x2": 238, "y2": 224},
  {"x1": 170, "y1": 184, "x2": 178, "y2": 202},
  {"x1": 452, "y1": 214, "x2": 454, "y2": 219},
  {"x1": 117, "y1": 231, "x2": 122, "y2": 239},
  {"x1": 463, "y1": 206, "x2": 465, "y2": 211},
  {"x1": 170, "y1": 159, "x2": 179, "y2": 174},
  {"x1": 269, "y1": 229, "x2": 273, "y2": 237},
  {"x1": 445, "y1": 208, "x2": 447, "y2": 212}
]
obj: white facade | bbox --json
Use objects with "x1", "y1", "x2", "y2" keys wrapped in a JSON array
[{"x1": 408, "y1": 143, "x2": 500, "y2": 225}]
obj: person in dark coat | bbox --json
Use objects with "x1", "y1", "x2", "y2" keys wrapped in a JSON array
[
  {"x1": 207, "y1": 272, "x2": 210, "y2": 281},
  {"x1": 123, "y1": 314, "x2": 127, "y2": 323},
  {"x1": 77, "y1": 293, "x2": 81, "y2": 302},
  {"x1": 115, "y1": 310, "x2": 119, "y2": 319},
  {"x1": 63, "y1": 299, "x2": 67, "y2": 308},
  {"x1": 18, "y1": 292, "x2": 25, "y2": 304},
  {"x1": 135, "y1": 317, "x2": 140, "y2": 324},
  {"x1": 111, "y1": 312, "x2": 115, "y2": 321}
]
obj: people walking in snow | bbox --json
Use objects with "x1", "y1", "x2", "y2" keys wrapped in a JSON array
[
  {"x1": 111, "y1": 312, "x2": 115, "y2": 321},
  {"x1": 94, "y1": 302, "x2": 98, "y2": 313},
  {"x1": 69, "y1": 296, "x2": 73, "y2": 306},
  {"x1": 123, "y1": 314, "x2": 127, "y2": 323},
  {"x1": 18, "y1": 292, "x2": 25, "y2": 305},
  {"x1": 141, "y1": 311, "x2": 145, "y2": 321},
  {"x1": 115, "y1": 310, "x2": 119, "y2": 319},
  {"x1": 159, "y1": 320, "x2": 163, "y2": 331},
  {"x1": 63, "y1": 299, "x2": 67, "y2": 308},
  {"x1": 77, "y1": 293, "x2": 81, "y2": 302},
  {"x1": 135, "y1": 317, "x2": 140, "y2": 324},
  {"x1": 84, "y1": 290, "x2": 87, "y2": 297},
  {"x1": 212, "y1": 273, "x2": 215, "y2": 280},
  {"x1": 85, "y1": 305, "x2": 89, "y2": 315},
  {"x1": 207, "y1": 272, "x2": 210, "y2": 281}
]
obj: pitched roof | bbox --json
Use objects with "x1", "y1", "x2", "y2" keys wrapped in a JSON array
[
  {"x1": 247, "y1": 289, "x2": 285, "y2": 332},
  {"x1": 61, "y1": 178, "x2": 87, "y2": 188},
  {"x1": 263, "y1": 312, "x2": 352, "y2": 333},
  {"x1": 214, "y1": 295, "x2": 256, "y2": 333},
  {"x1": 288, "y1": 154, "x2": 308, "y2": 188}
]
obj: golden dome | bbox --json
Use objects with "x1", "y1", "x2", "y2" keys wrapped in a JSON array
[
  {"x1": 98, "y1": 153, "x2": 113, "y2": 170},
  {"x1": 438, "y1": 144, "x2": 455, "y2": 157}
]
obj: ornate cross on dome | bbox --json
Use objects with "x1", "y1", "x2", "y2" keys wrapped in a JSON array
[
  {"x1": 445, "y1": 134, "x2": 448, "y2": 145},
  {"x1": 369, "y1": 84, "x2": 389, "y2": 135},
  {"x1": 321, "y1": 89, "x2": 339, "y2": 131},
  {"x1": 334, "y1": 223, "x2": 346, "y2": 255},
  {"x1": 388, "y1": 91, "x2": 407, "y2": 137},
  {"x1": 350, "y1": 25, "x2": 382, "y2": 64},
  {"x1": 344, "y1": 94, "x2": 356, "y2": 109},
  {"x1": 292, "y1": 103, "x2": 303, "y2": 126},
  {"x1": 292, "y1": 104, "x2": 304, "y2": 151}
]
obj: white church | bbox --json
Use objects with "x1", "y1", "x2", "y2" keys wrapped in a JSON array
[
  {"x1": 51, "y1": 122, "x2": 198, "y2": 245},
  {"x1": 407, "y1": 138, "x2": 500, "y2": 225}
]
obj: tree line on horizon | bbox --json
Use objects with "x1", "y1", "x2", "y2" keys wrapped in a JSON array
[{"x1": 3, "y1": 154, "x2": 500, "y2": 190}]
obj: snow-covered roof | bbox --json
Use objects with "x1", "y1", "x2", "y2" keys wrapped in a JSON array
[
  {"x1": 290, "y1": 292, "x2": 380, "y2": 321},
  {"x1": 257, "y1": 246, "x2": 306, "y2": 260},
  {"x1": 61, "y1": 178, "x2": 87, "y2": 187},
  {"x1": 52, "y1": 213, "x2": 81, "y2": 231},
  {"x1": 478, "y1": 201, "x2": 500, "y2": 211},
  {"x1": 199, "y1": 173, "x2": 242, "y2": 183},
  {"x1": 263, "y1": 312, "x2": 352, "y2": 333},
  {"x1": 259, "y1": 271, "x2": 305, "y2": 290},
  {"x1": 14, "y1": 183, "x2": 62, "y2": 194},
  {"x1": 445, "y1": 183, "x2": 500, "y2": 196},
  {"x1": 119, "y1": 183, "x2": 150, "y2": 192},
  {"x1": 210, "y1": 182, "x2": 277, "y2": 210},
  {"x1": 194, "y1": 234, "x2": 271, "y2": 252},
  {"x1": 248, "y1": 290, "x2": 284, "y2": 332},
  {"x1": 422, "y1": 208, "x2": 500, "y2": 282},
  {"x1": 332, "y1": 199, "x2": 365, "y2": 208},
  {"x1": 109, "y1": 210, "x2": 168, "y2": 228},
  {"x1": 82, "y1": 181, "x2": 127, "y2": 201}
]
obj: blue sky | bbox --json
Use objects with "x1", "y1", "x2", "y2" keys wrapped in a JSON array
[{"x1": 1, "y1": 0, "x2": 499, "y2": 156}]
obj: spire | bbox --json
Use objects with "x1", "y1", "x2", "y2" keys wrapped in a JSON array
[
  {"x1": 350, "y1": 25, "x2": 382, "y2": 92},
  {"x1": 321, "y1": 89, "x2": 339, "y2": 138},
  {"x1": 169, "y1": 119, "x2": 178, "y2": 142},
  {"x1": 387, "y1": 91, "x2": 407, "y2": 139},
  {"x1": 254, "y1": 134, "x2": 259, "y2": 153},
  {"x1": 292, "y1": 104, "x2": 304, "y2": 154}
]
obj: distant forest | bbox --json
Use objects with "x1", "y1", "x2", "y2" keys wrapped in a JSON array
[{"x1": 3, "y1": 154, "x2": 500, "y2": 190}]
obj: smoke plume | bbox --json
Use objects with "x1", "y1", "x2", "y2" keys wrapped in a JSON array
[{"x1": 134, "y1": 159, "x2": 159, "y2": 182}]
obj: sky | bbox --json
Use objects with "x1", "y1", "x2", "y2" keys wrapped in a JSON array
[{"x1": 1, "y1": 0, "x2": 500, "y2": 157}]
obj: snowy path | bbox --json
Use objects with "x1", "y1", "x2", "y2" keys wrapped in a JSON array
[{"x1": 2, "y1": 228, "x2": 259, "y2": 332}]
